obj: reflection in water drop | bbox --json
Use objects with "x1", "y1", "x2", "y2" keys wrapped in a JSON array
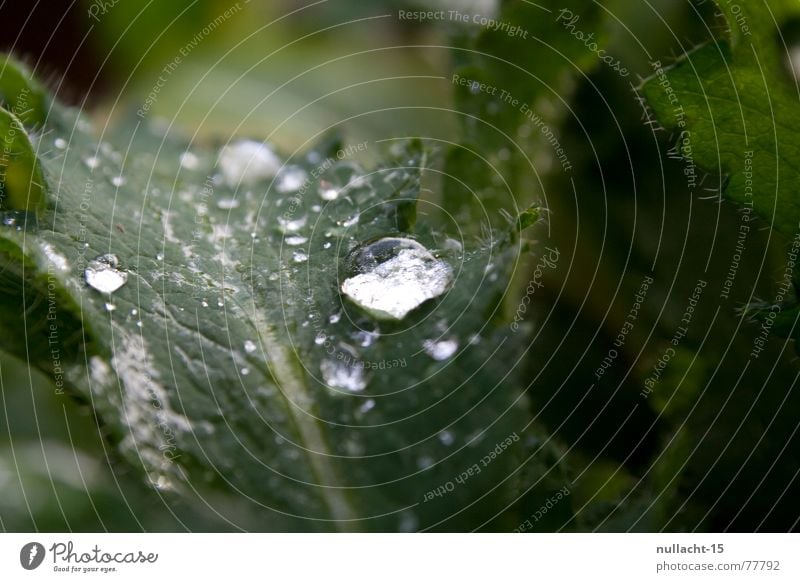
[{"x1": 341, "y1": 238, "x2": 453, "y2": 320}]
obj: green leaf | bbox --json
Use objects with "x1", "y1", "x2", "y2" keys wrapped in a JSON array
[
  {"x1": 640, "y1": 0, "x2": 800, "y2": 237},
  {"x1": 0, "y1": 55, "x2": 48, "y2": 128},
  {"x1": 0, "y1": 60, "x2": 48, "y2": 216},
  {"x1": 0, "y1": 58, "x2": 559, "y2": 531}
]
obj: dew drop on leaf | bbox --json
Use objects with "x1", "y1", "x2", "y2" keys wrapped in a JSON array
[
  {"x1": 244, "y1": 339, "x2": 257, "y2": 353},
  {"x1": 320, "y1": 358, "x2": 367, "y2": 392},
  {"x1": 275, "y1": 166, "x2": 308, "y2": 193},
  {"x1": 217, "y1": 140, "x2": 281, "y2": 187},
  {"x1": 1, "y1": 210, "x2": 36, "y2": 231},
  {"x1": 216, "y1": 197, "x2": 240, "y2": 210},
  {"x1": 423, "y1": 338, "x2": 459, "y2": 361},
  {"x1": 318, "y1": 179, "x2": 339, "y2": 200},
  {"x1": 179, "y1": 151, "x2": 200, "y2": 170},
  {"x1": 84, "y1": 254, "x2": 127, "y2": 294},
  {"x1": 438, "y1": 430, "x2": 455, "y2": 446},
  {"x1": 353, "y1": 330, "x2": 379, "y2": 347},
  {"x1": 277, "y1": 214, "x2": 307, "y2": 233},
  {"x1": 285, "y1": 235, "x2": 308, "y2": 246},
  {"x1": 340, "y1": 237, "x2": 453, "y2": 320}
]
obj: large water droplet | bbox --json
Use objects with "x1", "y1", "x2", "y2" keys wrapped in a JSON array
[
  {"x1": 341, "y1": 237, "x2": 453, "y2": 320},
  {"x1": 218, "y1": 140, "x2": 281, "y2": 187},
  {"x1": 84, "y1": 254, "x2": 128, "y2": 294},
  {"x1": 320, "y1": 358, "x2": 367, "y2": 392}
]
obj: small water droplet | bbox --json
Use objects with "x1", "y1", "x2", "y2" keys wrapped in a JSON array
[
  {"x1": 84, "y1": 156, "x2": 100, "y2": 169},
  {"x1": 423, "y1": 338, "x2": 459, "y2": 361},
  {"x1": 359, "y1": 399, "x2": 376, "y2": 414},
  {"x1": 354, "y1": 330, "x2": 379, "y2": 347},
  {"x1": 399, "y1": 512, "x2": 419, "y2": 533},
  {"x1": 314, "y1": 333, "x2": 327, "y2": 346},
  {"x1": 216, "y1": 197, "x2": 240, "y2": 210},
  {"x1": 320, "y1": 358, "x2": 367, "y2": 392},
  {"x1": 438, "y1": 430, "x2": 455, "y2": 446},
  {"x1": 318, "y1": 179, "x2": 339, "y2": 200},
  {"x1": 341, "y1": 238, "x2": 453, "y2": 320},
  {"x1": 179, "y1": 151, "x2": 200, "y2": 170},
  {"x1": 276, "y1": 166, "x2": 308, "y2": 193},
  {"x1": 241, "y1": 367, "x2": 250, "y2": 376},
  {"x1": 104, "y1": 302, "x2": 116, "y2": 312},
  {"x1": 84, "y1": 254, "x2": 128, "y2": 294},
  {"x1": 329, "y1": 312, "x2": 341, "y2": 324},
  {"x1": 54, "y1": 138, "x2": 67, "y2": 150},
  {"x1": 1, "y1": 210, "x2": 36, "y2": 231},
  {"x1": 323, "y1": 241, "x2": 332, "y2": 250},
  {"x1": 131, "y1": 308, "x2": 138, "y2": 316},
  {"x1": 201, "y1": 300, "x2": 209, "y2": 307},
  {"x1": 111, "y1": 175, "x2": 126, "y2": 187},
  {"x1": 417, "y1": 456, "x2": 434, "y2": 470},
  {"x1": 285, "y1": 235, "x2": 308, "y2": 246},
  {"x1": 277, "y1": 214, "x2": 307, "y2": 233},
  {"x1": 218, "y1": 140, "x2": 281, "y2": 187},
  {"x1": 244, "y1": 340, "x2": 257, "y2": 353},
  {"x1": 156, "y1": 253, "x2": 164, "y2": 261},
  {"x1": 338, "y1": 214, "x2": 359, "y2": 228},
  {"x1": 292, "y1": 250, "x2": 308, "y2": 263}
]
